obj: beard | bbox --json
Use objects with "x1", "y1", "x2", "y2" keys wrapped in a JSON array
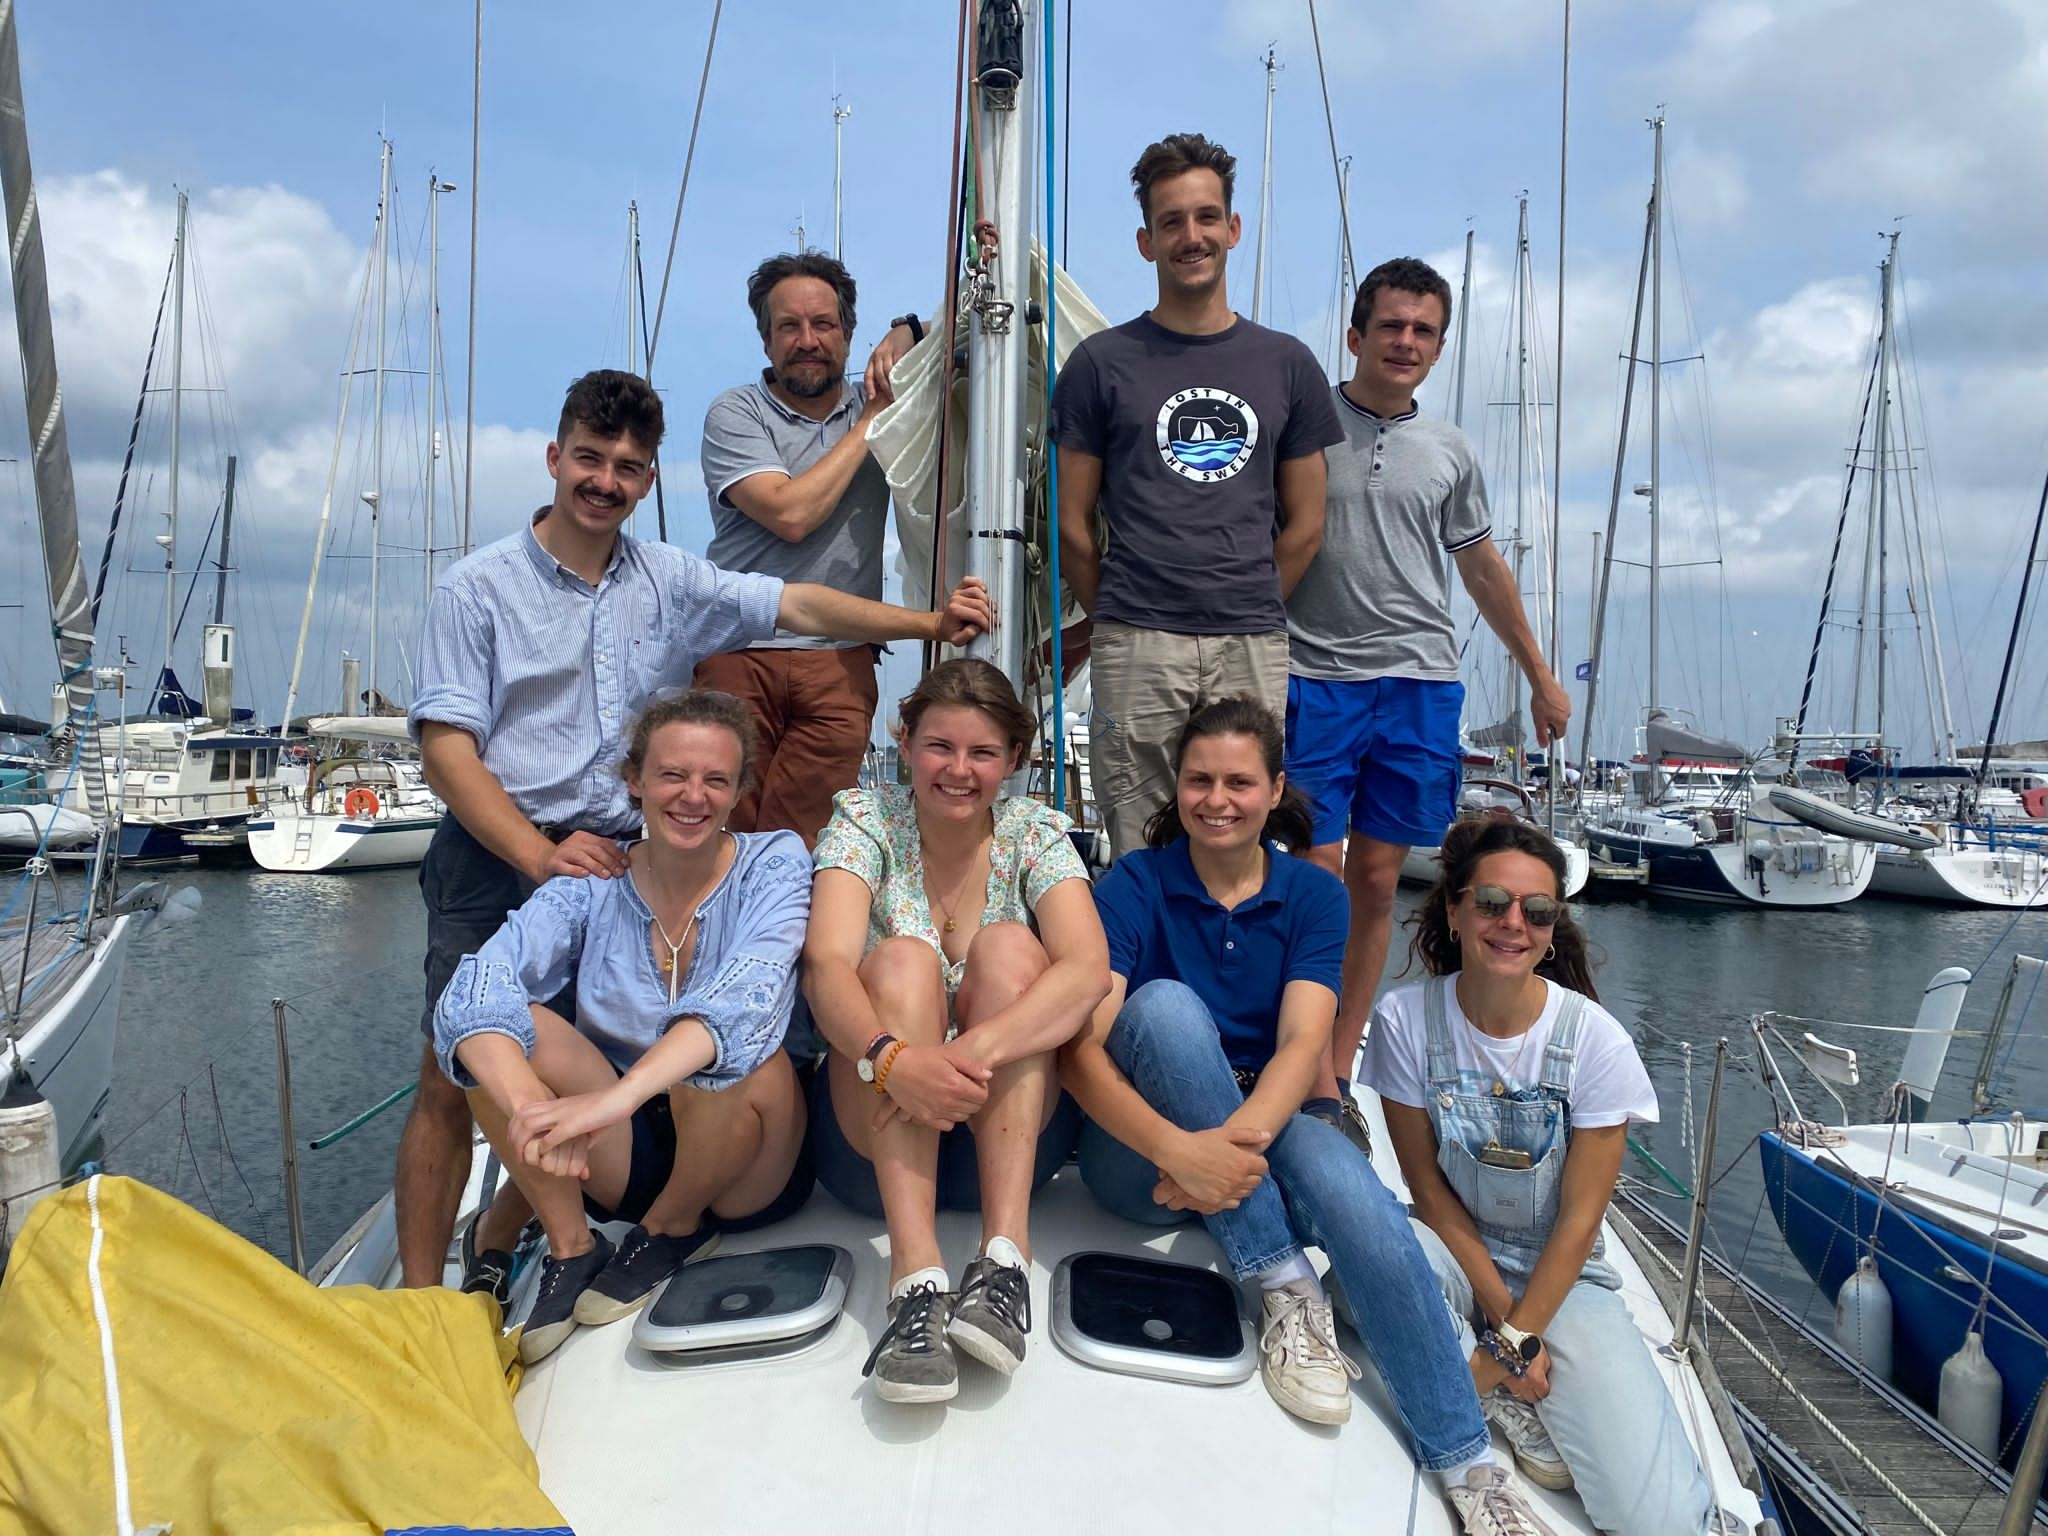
[{"x1": 773, "y1": 355, "x2": 842, "y2": 399}]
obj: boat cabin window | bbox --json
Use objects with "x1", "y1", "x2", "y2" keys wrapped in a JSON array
[
  {"x1": 235, "y1": 749, "x2": 252, "y2": 780},
  {"x1": 260, "y1": 748, "x2": 277, "y2": 778},
  {"x1": 210, "y1": 751, "x2": 232, "y2": 783}
]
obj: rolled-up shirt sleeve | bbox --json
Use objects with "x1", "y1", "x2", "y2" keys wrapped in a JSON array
[
  {"x1": 432, "y1": 877, "x2": 592, "y2": 1086},
  {"x1": 670, "y1": 832, "x2": 811, "y2": 1090},
  {"x1": 667, "y1": 549, "x2": 785, "y2": 669},
  {"x1": 701, "y1": 392, "x2": 789, "y2": 509},
  {"x1": 409, "y1": 582, "x2": 495, "y2": 746}
]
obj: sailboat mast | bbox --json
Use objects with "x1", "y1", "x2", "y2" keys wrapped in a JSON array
[
  {"x1": 427, "y1": 173, "x2": 453, "y2": 594},
  {"x1": 964, "y1": 0, "x2": 1038, "y2": 694},
  {"x1": 1511, "y1": 195, "x2": 1531, "y2": 780},
  {"x1": 1452, "y1": 227, "x2": 1474, "y2": 430},
  {"x1": 832, "y1": 95, "x2": 850, "y2": 259},
  {"x1": 366, "y1": 139, "x2": 392, "y2": 707},
  {"x1": 1648, "y1": 111, "x2": 1664, "y2": 712},
  {"x1": 1252, "y1": 44, "x2": 1276, "y2": 326},
  {"x1": 165, "y1": 188, "x2": 187, "y2": 686},
  {"x1": 1872, "y1": 232, "x2": 1897, "y2": 744}
]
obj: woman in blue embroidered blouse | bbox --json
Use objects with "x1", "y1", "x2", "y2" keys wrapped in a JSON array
[
  {"x1": 434, "y1": 691, "x2": 812, "y2": 1364},
  {"x1": 805, "y1": 658, "x2": 1110, "y2": 1405}
]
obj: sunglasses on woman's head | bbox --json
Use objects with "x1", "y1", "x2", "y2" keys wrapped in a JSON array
[{"x1": 1462, "y1": 884, "x2": 1562, "y2": 927}]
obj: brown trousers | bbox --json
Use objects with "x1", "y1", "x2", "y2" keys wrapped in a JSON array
[{"x1": 692, "y1": 646, "x2": 879, "y2": 849}]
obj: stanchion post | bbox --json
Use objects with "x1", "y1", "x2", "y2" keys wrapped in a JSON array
[{"x1": 1672, "y1": 1037, "x2": 1728, "y2": 1351}]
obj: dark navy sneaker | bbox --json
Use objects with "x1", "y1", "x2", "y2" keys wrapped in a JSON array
[
  {"x1": 949, "y1": 1252, "x2": 1031, "y2": 1375},
  {"x1": 519, "y1": 1230, "x2": 614, "y2": 1364},
  {"x1": 573, "y1": 1221, "x2": 720, "y2": 1326},
  {"x1": 863, "y1": 1280, "x2": 958, "y2": 1403},
  {"x1": 459, "y1": 1213, "x2": 514, "y2": 1310}
]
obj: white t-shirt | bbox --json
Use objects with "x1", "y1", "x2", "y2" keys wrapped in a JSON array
[{"x1": 1362, "y1": 976, "x2": 1660, "y2": 1130}]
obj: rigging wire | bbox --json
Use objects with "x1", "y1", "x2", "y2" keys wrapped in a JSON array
[
  {"x1": 462, "y1": 0, "x2": 480, "y2": 555},
  {"x1": 1304, "y1": 0, "x2": 1353, "y2": 285},
  {"x1": 94, "y1": 248, "x2": 174, "y2": 628},
  {"x1": 1043, "y1": 0, "x2": 1064, "y2": 812},
  {"x1": 645, "y1": 0, "x2": 725, "y2": 380},
  {"x1": 922, "y1": 0, "x2": 976, "y2": 673}
]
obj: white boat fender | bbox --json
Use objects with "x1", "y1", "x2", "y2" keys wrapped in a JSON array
[
  {"x1": 1938, "y1": 1329, "x2": 2002, "y2": 1458},
  {"x1": 1833, "y1": 1254, "x2": 1893, "y2": 1381},
  {"x1": 0, "y1": 1068, "x2": 60, "y2": 1265},
  {"x1": 1799, "y1": 1032, "x2": 1860, "y2": 1087},
  {"x1": 1747, "y1": 836, "x2": 1774, "y2": 864}
]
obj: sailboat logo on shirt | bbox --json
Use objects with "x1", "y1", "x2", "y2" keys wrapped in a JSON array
[{"x1": 1155, "y1": 387, "x2": 1260, "y2": 482}]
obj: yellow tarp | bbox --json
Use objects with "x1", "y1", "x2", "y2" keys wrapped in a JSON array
[{"x1": 0, "y1": 1175, "x2": 567, "y2": 1536}]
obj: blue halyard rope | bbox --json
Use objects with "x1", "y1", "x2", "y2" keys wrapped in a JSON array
[{"x1": 1041, "y1": 0, "x2": 1065, "y2": 814}]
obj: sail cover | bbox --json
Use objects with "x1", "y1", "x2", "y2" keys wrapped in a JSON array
[
  {"x1": 868, "y1": 241, "x2": 1109, "y2": 613},
  {"x1": 0, "y1": 9, "x2": 94, "y2": 728},
  {"x1": 1644, "y1": 708, "x2": 1747, "y2": 766}
]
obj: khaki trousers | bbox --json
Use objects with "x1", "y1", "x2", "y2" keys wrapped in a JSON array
[
  {"x1": 1087, "y1": 622, "x2": 1289, "y2": 860},
  {"x1": 692, "y1": 646, "x2": 879, "y2": 849}
]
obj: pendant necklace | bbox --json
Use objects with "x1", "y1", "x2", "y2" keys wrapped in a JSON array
[
  {"x1": 652, "y1": 909, "x2": 699, "y2": 1009},
  {"x1": 928, "y1": 842, "x2": 987, "y2": 935},
  {"x1": 1462, "y1": 990, "x2": 1541, "y2": 1097}
]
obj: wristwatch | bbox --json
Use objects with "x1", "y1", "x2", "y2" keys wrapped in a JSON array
[
  {"x1": 1496, "y1": 1321, "x2": 1543, "y2": 1364},
  {"x1": 856, "y1": 1033, "x2": 899, "y2": 1085}
]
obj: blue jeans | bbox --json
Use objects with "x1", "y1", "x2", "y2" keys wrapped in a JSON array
[{"x1": 1077, "y1": 979, "x2": 1491, "y2": 1472}]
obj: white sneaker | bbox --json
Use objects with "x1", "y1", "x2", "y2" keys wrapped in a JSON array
[
  {"x1": 1258, "y1": 1281, "x2": 1361, "y2": 1425},
  {"x1": 1485, "y1": 1389, "x2": 1573, "y2": 1490},
  {"x1": 1446, "y1": 1463, "x2": 1560, "y2": 1536}
]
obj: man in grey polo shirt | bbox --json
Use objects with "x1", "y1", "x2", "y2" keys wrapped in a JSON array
[
  {"x1": 1284, "y1": 257, "x2": 1569, "y2": 1114},
  {"x1": 695, "y1": 250, "x2": 923, "y2": 848}
]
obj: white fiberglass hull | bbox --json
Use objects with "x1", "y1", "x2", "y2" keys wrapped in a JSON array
[
  {"x1": 9, "y1": 911, "x2": 136, "y2": 1169},
  {"x1": 246, "y1": 810, "x2": 441, "y2": 873},
  {"x1": 319, "y1": 1096, "x2": 1765, "y2": 1536},
  {"x1": 1401, "y1": 832, "x2": 1589, "y2": 896},
  {"x1": 1870, "y1": 843, "x2": 2048, "y2": 908}
]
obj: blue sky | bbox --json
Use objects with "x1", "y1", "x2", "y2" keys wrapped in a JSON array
[{"x1": 3, "y1": 0, "x2": 2045, "y2": 758}]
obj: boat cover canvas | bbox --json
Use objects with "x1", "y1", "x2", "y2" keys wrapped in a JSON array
[
  {"x1": 0, "y1": 1176, "x2": 566, "y2": 1536},
  {"x1": 1644, "y1": 709, "x2": 1746, "y2": 766}
]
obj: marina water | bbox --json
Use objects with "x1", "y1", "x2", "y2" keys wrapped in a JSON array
[{"x1": 102, "y1": 866, "x2": 2048, "y2": 1317}]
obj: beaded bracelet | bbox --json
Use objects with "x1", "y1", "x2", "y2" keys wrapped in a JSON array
[
  {"x1": 873, "y1": 1039, "x2": 909, "y2": 1096},
  {"x1": 1479, "y1": 1327, "x2": 1529, "y2": 1378}
]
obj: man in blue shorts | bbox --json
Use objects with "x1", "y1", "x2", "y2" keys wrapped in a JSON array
[{"x1": 1284, "y1": 258, "x2": 1570, "y2": 1113}]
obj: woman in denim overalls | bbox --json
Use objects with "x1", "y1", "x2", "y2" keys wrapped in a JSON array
[{"x1": 1363, "y1": 813, "x2": 1747, "y2": 1536}]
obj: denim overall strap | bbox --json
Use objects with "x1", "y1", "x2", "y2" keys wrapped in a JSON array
[
  {"x1": 1538, "y1": 987, "x2": 1588, "y2": 1098},
  {"x1": 1422, "y1": 975, "x2": 1460, "y2": 1089}
]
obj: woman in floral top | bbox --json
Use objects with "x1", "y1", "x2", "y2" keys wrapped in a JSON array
[{"x1": 805, "y1": 658, "x2": 1110, "y2": 1405}]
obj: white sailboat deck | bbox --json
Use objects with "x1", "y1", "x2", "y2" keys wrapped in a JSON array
[{"x1": 377, "y1": 1091, "x2": 1768, "y2": 1535}]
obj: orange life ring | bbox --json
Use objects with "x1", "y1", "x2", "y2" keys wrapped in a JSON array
[
  {"x1": 343, "y1": 786, "x2": 381, "y2": 819},
  {"x1": 2022, "y1": 786, "x2": 2048, "y2": 821}
]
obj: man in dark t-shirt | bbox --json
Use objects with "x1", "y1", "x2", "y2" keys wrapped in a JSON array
[{"x1": 1052, "y1": 132, "x2": 1343, "y2": 859}]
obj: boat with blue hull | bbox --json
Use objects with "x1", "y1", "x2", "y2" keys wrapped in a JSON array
[
  {"x1": 1760, "y1": 1121, "x2": 2048, "y2": 1460},
  {"x1": 1758, "y1": 955, "x2": 2048, "y2": 1469}
]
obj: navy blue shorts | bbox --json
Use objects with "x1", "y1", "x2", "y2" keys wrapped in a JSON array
[
  {"x1": 1284, "y1": 674, "x2": 1465, "y2": 848},
  {"x1": 418, "y1": 815, "x2": 576, "y2": 1039},
  {"x1": 809, "y1": 1061, "x2": 1081, "y2": 1219},
  {"x1": 585, "y1": 1089, "x2": 816, "y2": 1231}
]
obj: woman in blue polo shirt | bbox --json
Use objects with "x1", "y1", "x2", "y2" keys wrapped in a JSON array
[{"x1": 1061, "y1": 696, "x2": 1555, "y2": 1535}]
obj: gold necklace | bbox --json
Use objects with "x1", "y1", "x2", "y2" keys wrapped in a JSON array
[
  {"x1": 926, "y1": 840, "x2": 988, "y2": 935},
  {"x1": 1458, "y1": 982, "x2": 1544, "y2": 1097}
]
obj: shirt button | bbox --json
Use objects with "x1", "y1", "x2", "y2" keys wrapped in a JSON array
[{"x1": 1226, "y1": 941, "x2": 1236, "y2": 950}]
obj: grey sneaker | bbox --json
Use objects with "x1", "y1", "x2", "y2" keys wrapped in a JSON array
[
  {"x1": 1339, "y1": 1092, "x2": 1375, "y2": 1158},
  {"x1": 1258, "y1": 1281, "x2": 1361, "y2": 1424},
  {"x1": 950, "y1": 1253, "x2": 1031, "y2": 1375},
  {"x1": 519, "y1": 1230, "x2": 614, "y2": 1365},
  {"x1": 863, "y1": 1280, "x2": 958, "y2": 1403},
  {"x1": 1445, "y1": 1463, "x2": 1559, "y2": 1536},
  {"x1": 1485, "y1": 1390, "x2": 1573, "y2": 1490},
  {"x1": 573, "y1": 1220, "x2": 720, "y2": 1326}
]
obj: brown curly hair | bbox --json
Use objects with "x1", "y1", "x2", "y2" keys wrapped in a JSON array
[
  {"x1": 1405, "y1": 810, "x2": 1598, "y2": 1001},
  {"x1": 619, "y1": 689, "x2": 758, "y2": 810}
]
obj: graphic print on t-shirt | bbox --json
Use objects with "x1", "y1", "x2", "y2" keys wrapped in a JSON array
[{"x1": 1155, "y1": 386, "x2": 1261, "y2": 482}]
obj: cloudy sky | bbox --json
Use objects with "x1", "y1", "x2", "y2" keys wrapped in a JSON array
[{"x1": 2, "y1": 0, "x2": 2044, "y2": 759}]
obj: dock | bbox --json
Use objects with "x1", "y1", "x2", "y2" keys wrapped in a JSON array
[{"x1": 1612, "y1": 1188, "x2": 2046, "y2": 1536}]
